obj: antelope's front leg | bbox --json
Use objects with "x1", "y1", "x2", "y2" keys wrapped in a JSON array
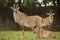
[
  {"x1": 21, "y1": 26, "x2": 25, "y2": 39},
  {"x1": 35, "y1": 27, "x2": 40, "y2": 38}
]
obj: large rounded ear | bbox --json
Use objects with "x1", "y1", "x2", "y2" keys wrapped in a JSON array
[{"x1": 53, "y1": 13, "x2": 55, "y2": 15}]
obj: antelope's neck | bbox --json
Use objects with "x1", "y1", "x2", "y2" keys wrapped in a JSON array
[{"x1": 49, "y1": 15, "x2": 53, "y2": 24}]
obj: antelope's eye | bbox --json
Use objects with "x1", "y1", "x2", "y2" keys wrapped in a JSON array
[{"x1": 15, "y1": 11, "x2": 17, "y2": 13}]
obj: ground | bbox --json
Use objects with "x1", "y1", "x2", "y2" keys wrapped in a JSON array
[{"x1": 0, "y1": 31, "x2": 60, "y2": 40}]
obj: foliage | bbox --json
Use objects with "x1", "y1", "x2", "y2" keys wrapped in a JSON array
[
  {"x1": 0, "y1": 0, "x2": 60, "y2": 8},
  {"x1": 20, "y1": 0, "x2": 37, "y2": 8},
  {"x1": 0, "y1": 0, "x2": 15, "y2": 7}
]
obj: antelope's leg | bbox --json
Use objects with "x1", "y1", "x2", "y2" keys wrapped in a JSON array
[
  {"x1": 36, "y1": 23, "x2": 43, "y2": 38},
  {"x1": 22, "y1": 26, "x2": 25, "y2": 39},
  {"x1": 37, "y1": 27, "x2": 43, "y2": 38},
  {"x1": 35, "y1": 17, "x2": 43, "y2": 38},
  {"x1": 36, "y1": 25, "x2": 39, "y2": 37},
  {"x1": 37, "y1": 27, "x2": 40, "y2": 38}
]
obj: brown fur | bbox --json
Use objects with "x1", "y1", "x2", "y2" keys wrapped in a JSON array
[
  {"x1": 42, "y1": 13, "x2": 55, "y2": 27},
  {"x1": 33, "y1": 27, "x2": 55, "y2": 38},
  {"x1": 10, "y1": 6, "x2": 43, "y2": 39}
]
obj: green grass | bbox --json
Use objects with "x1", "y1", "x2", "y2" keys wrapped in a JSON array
[{"x1": 0, "y1": 31, "x2": 60, "y2": 40}]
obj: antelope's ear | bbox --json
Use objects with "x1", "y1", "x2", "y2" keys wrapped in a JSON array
[
  {"x1": 53, "y1": 13, "x2": 55, "y2": 15},
  {"x1": 46, "y1": 13, "x2": 50, "y2": 15},
  {"x1": 17, "y1": 7, "x2": 20, "y2": 10},
  {"x1": 10, "y1": 7, "x2": 14, "y2": 10}
]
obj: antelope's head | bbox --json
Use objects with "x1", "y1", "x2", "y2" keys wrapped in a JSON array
[
  {"x1": 10, "y1": 4, "x2": 20, "y2": 14},
  {"x1": 46, "y1": 10, "x2": 55, "y2": 24},
  {"x1": 46, "y1": 10, "x2": 55, "y2": 16}
]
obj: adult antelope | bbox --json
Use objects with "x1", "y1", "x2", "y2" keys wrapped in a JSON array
[{"x1": 10, "y1": 4, "x2": 43, "y2": 39}]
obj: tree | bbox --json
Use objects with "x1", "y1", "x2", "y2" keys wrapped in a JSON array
[
  {"x1": 53, "y1": 0, "x2": 56, "y2": 6},
  {"x1": 0, "y1": 0, "x2": 7, "y2": 6},
  {"x1": 57, "y1": 0, "x2": 60, "y2": 6},
  {"x1": 43, "y1": 0, "x2": 56, "y2": 6},
  {"x1": 0, "y1": 0, "x2": 15, "y2": 7},
  {"x1": 20, "y1": 0, "x2": 37, "y2": 8}
]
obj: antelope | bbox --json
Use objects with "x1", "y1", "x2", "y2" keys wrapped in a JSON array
[
  {"x1": 33, "y1": 27, "x2": 55, "y2": 38},
  {"x1": 32, "y1": 12, "x2": 55, "y2": 38},
  {"x1": 42, "y1": 12, "x2": 55, "y2": 29},
  {"x1": 10, "y1": 4, "x2": 43, "y2": 39},
  {"x1": 33, "y1": 11, "x2": 55, "y2": 32}
]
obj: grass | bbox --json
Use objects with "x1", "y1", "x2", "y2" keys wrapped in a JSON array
[{"x1": 0, "y1": 31, "x2": 60, "y2": 40}]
